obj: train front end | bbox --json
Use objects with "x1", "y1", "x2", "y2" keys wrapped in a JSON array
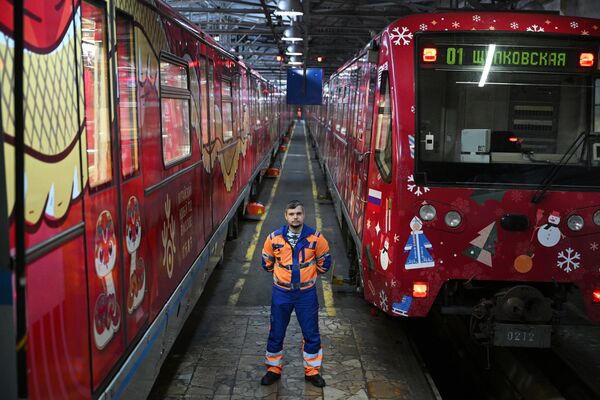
[{"x1": 367, "y1": 13, "x2": 600, "y2": 347}]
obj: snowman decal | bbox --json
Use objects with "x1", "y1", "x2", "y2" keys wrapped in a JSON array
[
  {"x1": 125, "y1": 196, "x2": 145, "y2": 314},
  {"x1": 380, "y1": 235, "x2": 391, "y2": 271},
  {"x1": 404, "y1": 216, "x2": 435, "y2": 269},
  {"x1": 537, "y1": 211, "x2": 564, "y2": 248},
  {"x1": 93, "y1": 211, "x2": 121, "y2": 349}
]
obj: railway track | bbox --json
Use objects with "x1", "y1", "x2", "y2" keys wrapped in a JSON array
[{"x1": 406, "y1": 310, "x2": 599, "y2": 400}]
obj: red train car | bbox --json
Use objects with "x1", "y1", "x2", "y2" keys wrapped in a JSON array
[
  {"x1": 0, "y1": 1, "x2": 290, "y2": 398},
  {"x1": 308, "y1": 11, "x2": 600, "y2": 347}
]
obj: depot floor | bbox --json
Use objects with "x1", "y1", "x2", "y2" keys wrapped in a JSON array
[{"x1": 147, "y1": 122, "x2": 437, "y2": 400}]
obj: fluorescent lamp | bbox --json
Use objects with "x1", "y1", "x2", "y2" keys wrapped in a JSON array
[
  {"x1": 478, "y1": 44, "x2": 496, "y2": 87},
  {"x1": 274, "y1": 0, "x2": 303, "y2": 17},
  {"x1": 282, "y1": 26, "x2": 303, "y2": 42},
  {"x1": 285, "y1": 45, "x2": 302, "y2": 56},
  {"x1": 288, "y1": 56, "x2": 303, "y2": 65}
]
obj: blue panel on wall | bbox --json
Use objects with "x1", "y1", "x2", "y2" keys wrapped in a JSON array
[{"x1": 286, "y1": 68, "x2": 323, "y2": 105}]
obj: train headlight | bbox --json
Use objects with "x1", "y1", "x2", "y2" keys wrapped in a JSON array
[
  {"x1": 419, "y1": 205, "x2": 436, "y2": 221},
  {"x1": 593, "y1": 210, "x2": 600, "y2": 226},
  {"x1": 444, "y1": 211, "x2": 462, "y2": 228},
  {"x1": 567, "y1": 215, "x2": 584, "y2": 232}
]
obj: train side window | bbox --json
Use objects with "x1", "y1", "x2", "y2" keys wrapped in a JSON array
[
  {"x1": 341, "y1": 86, "x2": 348, "y2": 135},
  {"x1": 82, "y1": 1, "x2": 113, "y2": 188},
  {"x1": 335, "y1": 86, "x2": 343, "y2": 131},
  {"x1": 116, "y1": 15, "x2": 139, "y2": 179},
  {"x1": 365, "y1": 64, "x2": 378, "y2": 149},
  {"x1": 160, "y1": 54, "x2": 191, "y2": 166},
  {"x1": 374, "y1": 70, "x2": 393, "y2": 183},
  {"x1": 258, "y1": 82, "x2": 264, "y2": 123},
  {"x1": 198, "y1": 56, "x2": 209, "y2": 145},
  {"x1": 233, "y1": 74, "x2": 241, "y2": 135},
  {"x1": 207, "y1": 60, "x2": 222, "y2": 142},
  {"x1": 222, "y1": 79, "x2": 234, "y2": 141}
]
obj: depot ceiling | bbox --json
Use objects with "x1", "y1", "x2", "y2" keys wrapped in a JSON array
[{"x1": 165, "y1": 0, "x2": 563, "y2": 84}]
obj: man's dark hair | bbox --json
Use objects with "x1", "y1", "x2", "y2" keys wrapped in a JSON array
[{"x1": 285, "y1": 200, "x2": 304, "y2": 211}]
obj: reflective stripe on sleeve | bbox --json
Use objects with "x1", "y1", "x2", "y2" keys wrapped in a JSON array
[{"x1": 316, "y1": 252, "x2": 330, "y2": 261}]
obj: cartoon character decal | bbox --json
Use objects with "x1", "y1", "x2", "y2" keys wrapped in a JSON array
[
  {"x1": 404, "y1": 217, "x2": 435, "y2": 269},
  {"x1": 125, "y1": 196, "x2": 145, "y2": 313},
  {"x1": 93, "y1": 211, "x2": 121, "y2": 349},
  {"x1": 380, "y1": 235, "x2": 391, "y2": 271},
  {"x1": 537, "y1": 211, "x2": 564, "y2": 248}
]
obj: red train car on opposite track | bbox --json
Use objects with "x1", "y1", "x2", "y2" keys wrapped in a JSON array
[
  {"x1": 307, "y1": 11, "x2": 600, "y2": 348},
  {"x1": 0, "y1": 1, "x2": 291, "y2": 399}
]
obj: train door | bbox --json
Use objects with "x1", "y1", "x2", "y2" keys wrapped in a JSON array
[
  {"x1": 362, "y1": 54, "x2": 394, "y2": 290},
  {"x1": 0, "y1": 94, "x2": 16, "y2": 400},
  {"x1": 80, "y1": 1, "x2": 126, "y2": 389},
  {"x1": 354, "y1": 60, "x2": 378, "y2": 238},
  {"x1": 115, "y1": 13, "x2": 148, "y2": 345},
  {"x1": 209, "y1": 58, "x2": 225, "y2": 227}
]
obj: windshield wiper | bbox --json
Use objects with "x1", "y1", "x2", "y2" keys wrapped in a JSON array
[
  {"x1": 523, "y1": 151, "x2": 557, "y2": 165},
  {"x1": 531, "y1": 130, "x2": 588, "y2": 204}
]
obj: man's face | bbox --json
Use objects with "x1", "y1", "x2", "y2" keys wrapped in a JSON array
[{"x1": 285, "y1": 206, "x2": 305, "y2": 229}]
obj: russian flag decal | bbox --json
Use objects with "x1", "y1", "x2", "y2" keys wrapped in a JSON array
[{"x1": 368, "y1": 188, "x2": 382, "y2": 206}]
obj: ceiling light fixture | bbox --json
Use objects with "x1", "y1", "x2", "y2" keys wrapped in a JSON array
[
  {"x1": 282, "y1": 25, "x2": 303, "y2": 42},
  {"x1": 287, "y1": 56, "x2": 303, "y2": 65},
  {"x1": 285, "y1": 45, "x2": 302, "y2": 56},
  {"x1": 274, "y1": 0, "x2": 303, "y2": 17}
]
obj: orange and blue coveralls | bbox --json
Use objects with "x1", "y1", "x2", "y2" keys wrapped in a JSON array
[{"x1": 261, "y1": 224, "x2": 331, "y2": 376}]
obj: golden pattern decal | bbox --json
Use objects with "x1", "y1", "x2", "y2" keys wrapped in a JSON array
[
  {"x1": 162, "y1": 195, "x2": 176, "y2": 278},
  {"x1": 217, "y1": 140, "x2": 241, "y2": 192},
  {"x1": 116, "y1": 0, "x2": 168, "y2": 54},
  {"x1": 1, "y1": 21, "x2": 87, "y2": 224}
]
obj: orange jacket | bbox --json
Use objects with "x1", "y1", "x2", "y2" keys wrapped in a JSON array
[{"x1": 262, "y1": 225, "x2": 331, "y2": 291}]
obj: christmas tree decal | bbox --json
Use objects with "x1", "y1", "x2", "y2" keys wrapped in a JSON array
[{"x1": 464, "y1": 222, "x2": 497, "y2": 267}]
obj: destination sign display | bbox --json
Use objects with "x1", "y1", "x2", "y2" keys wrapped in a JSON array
[{"x1": 421, "y1": 44, "x2": 596, "y2": 71}]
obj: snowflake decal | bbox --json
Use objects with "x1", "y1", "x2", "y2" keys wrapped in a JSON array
[
  {"x1": 451, "y1": 197, "x2": 470, "y2": 213},
  {"x1": 473, "y1": 15, "x2": 481, "y2": 22},
  {"x1": 510, "y1": 191, "x2": 523, "y2": 202},
  {"x1": 557, "y1": 248, "x2": 581, "y2": 273},
  {"x1": 526, "y1": 25, "x2": 544, "y2": 32},
  {"x1": 452, "y1": 21, "x2": 460, "y2": 29},
  {"x1": 390, "y1": 26, "x2": 413, "y2": 46},
  {"x1": 410, "y1": 105, "x2": 415, "y2": 113},
  {"x1": 407, "y1": 175, "x2": 430, "y2": 197},
  {"x1": 391, "y1": 279, "x2": 397, "y2": 288},
  {"x1": 419, "y1": 23, "x2": 428, "y2": 31},
  {"x1": 510, "y1": 22, "x2": 519, "y2": 29},
  {"x1": 570, "y1": 21, "x2": 579, "y2": 29},
  {"x1": 582, "y1": 30, "x2": 589, "y2": 36},
  {"x1": 379, "y1": 290, "x2": 388, "y2": 312},
  {"x1": 591, "y1": 242, "x2": 599, "y2": 251}
]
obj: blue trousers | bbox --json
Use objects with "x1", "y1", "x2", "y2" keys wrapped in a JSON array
[{"x1": 265, "y1": 286, "x2": 322, "y2": 374}]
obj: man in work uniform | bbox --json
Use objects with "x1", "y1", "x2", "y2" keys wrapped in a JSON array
[{"x1": 260, "y1": 200, "x2": 332, "y2": 387}]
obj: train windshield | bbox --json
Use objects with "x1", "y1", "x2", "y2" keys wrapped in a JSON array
[{"x1": 416, "y1": 33, "x2": 600, "y2": 189}]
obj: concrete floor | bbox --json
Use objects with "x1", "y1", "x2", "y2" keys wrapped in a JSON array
[{"x1": 148, "y1": 122, "x2": 437, "y2": 400}]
